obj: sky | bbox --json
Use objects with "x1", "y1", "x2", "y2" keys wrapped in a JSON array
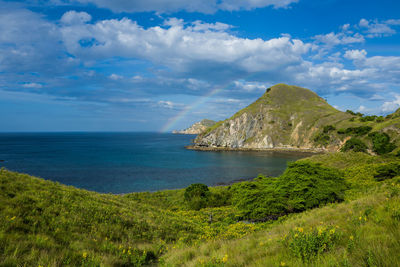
[{"x1": 1, "y1": 0, "x2": 400, "y2": 132}]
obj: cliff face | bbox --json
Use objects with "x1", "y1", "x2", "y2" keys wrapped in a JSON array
[
  {"x1": 173, "y1": 119, "x2": 216, "y2": 135},
  {"x1": 194, "y1": 84, "x2": 351, "y2": 152}
]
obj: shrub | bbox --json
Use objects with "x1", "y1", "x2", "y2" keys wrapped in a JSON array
[
  {"x1": 314, "y1": 133, "x2": 330, "y2": 146},
  {"x1": 345, "y1": 126, "x2": 372, "y2": 136},
  {"x1": 184, "y1": 184, "x2": 210, "y2": 210},
  {"x1": 337, "y1": 128, "x2": 346, "y2": 134},
  {"x1": 276, "y1": 162, "x2": 347, "y2": 213},
  {"x1": 341, "y1": 138, "x2": 368, "y2": 153},
  {"x1": 374, "y1": 163, "x2": 400, "y2": 181},
  {"x1": 286, "y1": 226, "x2": 341, "y2": 262},
  {"x1": 323, "y1": 125, "x2": 336, "y2": 133},
  {"x1": 230, "y1": 162, "x2": 347, "y2": 220},
  {"x1": 376, "y1": 116, "x2": 385, "y2": 123},
  {"x1": 346, "y1": 110, "x2": 356, "y2": 116},
  {"x1": 368, "y1": 132, "x2": 396, "y2": 155},
  {"x1": 360, "y1": 115, "x2": 377, "y2": 122}
]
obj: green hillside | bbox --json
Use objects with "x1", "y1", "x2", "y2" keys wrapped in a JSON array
[
  {"x1": 1, "y1": 151, "x2": 400, "y2": 266},
  {"x1": 195, "y1": 84, "x2": 400, "y2": 153}
]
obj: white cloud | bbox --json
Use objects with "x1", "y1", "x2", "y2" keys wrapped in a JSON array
[
  {"x1": 157, "y1": 100, "x2": 184, "y2": 109},
  {"x1": 22, "y1": 82, "x2": 43, "y2": 88},
  {"x1": 344, "y1": 49, "x2": 367, "y2": 61},
  {"x1": 60, "y1": 16, "x2": 312, "y2": 78},
  {"x1": 314, "y1": 32, "x2": 364, "y2": 47},
  {"x1": 381, "y1": 95, "x2": 400, "y2": 113},
  {"x1": 359, "y1": 18, "x2": 397, "y2": 38},
  {"x1": 74, "y1": 0, "x2": 298, "y2": 14},
  {"x1": 60, "y1": 11, "x2": 92, "y2": 25},
  {"x1": 109, "y1": 73, "x2": 122, "y2": 80}
]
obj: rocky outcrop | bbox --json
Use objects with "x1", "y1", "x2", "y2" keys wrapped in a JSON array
[
  {"x1": 173, "y1": 119, "x2": 216, "y2": 135},
  {"x1": 193, "y1": 84, "x2": 352, "y2": 152}
]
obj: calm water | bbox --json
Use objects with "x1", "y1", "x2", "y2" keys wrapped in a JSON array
[{"x1": 0, "y1": 132, "x2": 309, "y2": 193}]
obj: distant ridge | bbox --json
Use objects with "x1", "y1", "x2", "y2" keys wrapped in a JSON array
[{"x1": 173, "y1": 119, "x2": 216, "y2": 134}]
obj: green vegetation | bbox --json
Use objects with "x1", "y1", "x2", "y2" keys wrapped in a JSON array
[
  {"x1": 184, "y1": 183, "x2": 210, "y2": 210},
  {"x1": 340, "y1": 138, "x2": 368, "y2": 152},
  {"x1": 230, "y1": 162, "x2": 346, "y2": 221},
  {"x1": 368, "y1": 132, "x2": 396, "y2": 155},
  {"x1": 344, "y1": 126, "x2": 372, "y2": 136},
  {"x1": 1, "y1": 151, "x2": 400, "y2": 266}
]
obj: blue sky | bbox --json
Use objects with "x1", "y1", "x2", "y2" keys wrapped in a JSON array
[{"x1": 1, "y1": 0, "x2": 400, "y2": 132}]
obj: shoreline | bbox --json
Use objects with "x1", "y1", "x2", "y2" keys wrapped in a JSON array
[{"x1": 185, "y1": 145, "x2": 327, "y2": 154}]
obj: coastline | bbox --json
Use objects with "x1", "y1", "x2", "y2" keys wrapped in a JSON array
[{"x1": 185, "y1": 145, "x2": 326, "y2": 154}]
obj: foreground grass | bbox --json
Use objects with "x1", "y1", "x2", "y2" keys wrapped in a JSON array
[
  {"x1": 1, "y1": 152, "x2": 400, "y2": 266},
  {"x1": 161, "y1": 182, "x2": 400, "y2": 266}
]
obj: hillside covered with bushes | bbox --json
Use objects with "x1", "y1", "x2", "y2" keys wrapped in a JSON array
[{"x1": 1, "y1": 151, "x2": 400, "y2": 266}]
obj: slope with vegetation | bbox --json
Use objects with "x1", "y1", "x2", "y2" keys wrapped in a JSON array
[
  {"x1": 1, "y1": 151, "x2": 400, "y2": 266},
  {"x1": 193, "y1": 84, "x2": 400, "y2": 154}
]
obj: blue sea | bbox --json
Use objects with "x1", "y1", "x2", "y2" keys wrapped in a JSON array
[{"x1": 0, "y1": 132, "x2": 310, "y2": 193}]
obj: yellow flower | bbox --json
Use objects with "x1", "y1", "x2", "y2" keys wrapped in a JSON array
[
  {"x1": 359, "y1": 216, "x2": 362, "y2": 221},
  {"x1": 349, "y1": 235, "x2": 354, "y2": 240},
  {"x1": 222, "y1": 254, "x2": 228, "y2": 263},
  {"x1": 10, "y1": 216, "x2": 16, "y2": 221},
  {"x1": 280, "y1": 261, "x2": 286, "y2": 266},
  {"x1": 82, "y1": 252, "x2": 87, "y2": 259},
  {"x1": 294, "y1": 233, "x2": 298, "y2": 238},
  {"x1": 318, "y1": 228, "x2": 323, "y2": 236},
  {"x1": 298, "y1": 227, "x2": 303, "y2": 233},
  {"x1": 364, "y1": 217, "x2": 367, "y2": 221},
  {"x1": 329, "y1": 229, "x2": 335, "y2": 234}
]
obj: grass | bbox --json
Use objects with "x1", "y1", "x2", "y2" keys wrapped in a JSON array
[{"x1": 1, "y1": 152, "x2": 400, "y2": 266}]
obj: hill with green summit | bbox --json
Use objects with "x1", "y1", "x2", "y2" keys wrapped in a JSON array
[{"x1": 194, "y1": 84, "x2": 400, "y2": 154}]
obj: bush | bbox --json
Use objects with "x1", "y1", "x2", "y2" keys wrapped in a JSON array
[
  {"x1": 346, "y1": 110, "x2": 356, "y2": 116},
  {"x1": 360, "y1": 115, "x2": 377, "y2": 122},
  {"x1": 184, "y1": 184, "x2": 211, "y2": 210},
  {"x1": 368, "y1": 132, "x2": 396, "y2": 155},
  {"x1": 314, "y1": 133, "x2": 330, "y2": 146},
  {"x1": 323, "y1": 125, "x2": 336, "y2": 133},
  {"x1": 230, "y1": 162, "x2": 347, "y2": 220},
  {"x1": 374, "y1": 163, "x2": 400, "y2": 181},
  {"x1": 341, "y1": 138, "x2": 368, "y2": 153},
  {"x1": 345, "y1": 126, "x2": 372, "y2": 136},
  {"x1": 337, "y1": 128, "x2": 346, "y2": 134}
]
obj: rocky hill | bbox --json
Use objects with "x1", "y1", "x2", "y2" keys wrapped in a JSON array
[
  {"x1": 193, "y1": 84, "x2": 400, "y2": 153},
  {"x1": 173, "y1": 119, "x2": 216, "y2": 134}
]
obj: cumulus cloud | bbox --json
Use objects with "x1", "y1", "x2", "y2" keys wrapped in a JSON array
[
  {"x1": 74, "y1": 0, "x2": 298, "y2": 14},
  {"x1": 60, "y1": 10, "x2": 92, "y2": 25},
  {"x1": 381, "y1": 95, "x2": 400, "y2": 113},
  {"x1": 344, "y1": 49, "x2": 367, "y2": 61},
  {"x1": 60, "y1": 16, "x2": 312, "y2": 82}
]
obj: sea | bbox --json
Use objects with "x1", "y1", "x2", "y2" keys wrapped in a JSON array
[{"x1": 0, "y1": 132, "x2": 310, "y2": 194}]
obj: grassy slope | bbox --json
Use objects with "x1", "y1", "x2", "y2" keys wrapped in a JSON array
[
  {"x1": 198, "y1": 84, "x2": 400, "y2": 152},
  {"x1": 161, "y1": 153, "x2": 400, "y2": 266},
  {"x1": 1, "y1": 153, "x2": 400, "y2": 266}
]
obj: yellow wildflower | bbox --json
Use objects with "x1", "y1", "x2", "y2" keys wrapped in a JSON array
[
  {"x1": 82, "y1": 252, "x2": 87, "y2": 259},
  {"x1": 298, "y1": 227, "x2": 303, "y2": 233},
  {"x1": 280, "y1": 261, "x2": 286, "y2": 266},
  {"x1": 294, "y1": 233, "x2": 298, "y2": 238},
  {"x1": 222, "y1": 254, "x2": 228, "y2": 263},
  {"x1": 359, "y1": 216, "x2": 362, "y2": 221},
  {"x1": 10, "y1": 216, "x2": 16, "y2": 221},
  {"x1": 329, "y1": 229, "x2": 335, "y2": 234},
  {"x1": 349, "y1": 235, "x2": 354, "y2": 240}
]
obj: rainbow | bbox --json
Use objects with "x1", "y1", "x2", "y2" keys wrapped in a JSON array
[{"x1": 159, "y1": 86, "x2": 223, "y2": 133}]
